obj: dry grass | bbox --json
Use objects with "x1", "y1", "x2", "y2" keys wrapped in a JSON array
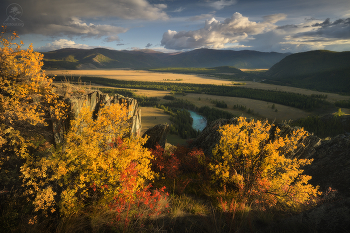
[
  {"x1": 46, "y1": 69, "x2": 231, "y2": 85},
  {"x1": 140, "y1": 107, "x2": 172, "y2": 135}
]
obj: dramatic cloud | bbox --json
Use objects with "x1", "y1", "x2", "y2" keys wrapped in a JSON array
[
  {"x1": 296, "y1": 18, "x2": 350, "y2": 39},
  {"x1": 241, "y1": 17, "x2": 350, "y2": 52},
  {"x1": 0, "y1": 0, "x2": 168, "y2": 39},
  {"x1": 36, "y1": 39, "x2": 95, "y2": 51},
  {"x1": 207, "y1": 0, "x2": 237, "y2": 10},
  {"x1": 161, "y1": 12, "x2": 282, "y2": 50},
  {"x1": 145, "y1": 43, "x2": 152, "y2": 48}
]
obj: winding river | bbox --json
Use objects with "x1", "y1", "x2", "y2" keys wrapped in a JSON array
[{"x1": 189, "y1": 110, "x2": 207, "y2": 132}]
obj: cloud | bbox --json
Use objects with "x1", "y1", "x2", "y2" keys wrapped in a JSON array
[
  {"x1": 145, "y1": 43, "x2": 152, "y2": 48},
  {"x1": 188, "y1": 13, "x2": 215, "y2": 21},
  {"x1": 207, "y1": 0, "x2": 237, "y2": 10},
  {"x1": 161, "y1": 13, "x2": 350, "y2": 53},
  {"x1": 18, "y1": 0, "x2": 168, "y2": 21},
  {"x1": 104, "y1": 36, "x2": 121, "y2": 42},
  {"x1": 299, "y1": 18, "x2": 350, "y2": 39},
  {"x1": 150, "y1": 46, "x2": 182, "y2": 53},
  {"x1": 241, "y1": 31, "x2": 324, "y2": 53},
  {"x1": 173, "y1": 7, "x2": 185, "y2": 12},
  {"x1": 263, "y1": 14, "x2": 287, "y2": 24},
  {"x1": 241, "y1": 17, "x2": 350, "y2": 53},
  {"x1": 161, "y1": 12, "x2": 282, "y2": 50},
  {"x1": 36, "y1": 39, "x2": 95, "y2": 51},
  {"x1": 116, "y1": 43, "x2": 125, "y2": 46},
  {"x1": 1, "y1": 0, "x2": 168, "y2": 39},
  {"x1": 28, "y1": 17, "x2": 128, "y2": 40}
]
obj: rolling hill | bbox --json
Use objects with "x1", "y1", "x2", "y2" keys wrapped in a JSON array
[
  {"x1": 264, "y1": 50, "x2": 350, "y2": 94},
  {"x1": 42, "y1": 48, "x2": 290, "y2": 70}
]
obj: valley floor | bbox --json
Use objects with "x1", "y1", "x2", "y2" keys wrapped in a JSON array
[{"x1": 47, "y1": 69, "x2": 350, "y2": 138}]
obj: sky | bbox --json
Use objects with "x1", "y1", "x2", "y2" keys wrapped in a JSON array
[{"x1": 1, "y1": 0, "x2": 350, "y2": 53}]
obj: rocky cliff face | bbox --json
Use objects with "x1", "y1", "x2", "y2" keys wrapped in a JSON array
[
  {"x1": 51, "y1": 84, "x2": 141, "y2": 145},
  {"x1": 305, "y1": 133, "x2": 350, "y2": 196},
  {"x1": 142, "y1": 124, "x2": 169, "y2": 149}
]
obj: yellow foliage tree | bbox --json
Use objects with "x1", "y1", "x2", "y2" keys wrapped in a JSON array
[
  {"x1": 22, "y1": 102, "x2": 155, "y2": 216},
  {"x1": 209, "y1": 117, "x2": 320, "y2": 211},
  {"x1": 0, "y1": 27, "x2": 66, "y2": 189},
  {"x1": 0, "y1": 26, "x2": 65, "y2": 127}
]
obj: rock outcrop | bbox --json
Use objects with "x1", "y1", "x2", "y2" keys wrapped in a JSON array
[
  {"x1": 190, "y1": 117, "x2": 322, "y2": 159},
  {"x1": 304, "y1": 133, "x2": 350, "y2": 196},
  {"x1": 51, "y1": 85, "x2": 141, "y2": 145},
  {"x1": 271, "y1": 123, "x2": 322, "y2": 159},
  {"x1": 142, "y1": 124, "x2": 169, "y2": 149},
  {"x1": 269, "y1": 197, "x2": 350, "y2": 233}
]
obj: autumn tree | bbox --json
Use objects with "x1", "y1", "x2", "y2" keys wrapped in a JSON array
[
  {"x1": 22, "y1": 102, "x2": 155, "y2": 217},
  {"x1": 0, "y1": 27, "x2": 66, "y2": 190},
  {"x1": 0, "y1": 26, "x2": 65, "y2": 127},
  {"x1": 209, "y1": 117, "x2": 320, "y2": 211}
]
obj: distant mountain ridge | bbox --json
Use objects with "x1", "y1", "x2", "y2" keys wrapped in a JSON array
[
  {"x1": 42, "y1": 48, "x2": 290, "y2": 70},
  {"x1": 265, "y1": 50, "x2": 350, "y2": 94}
]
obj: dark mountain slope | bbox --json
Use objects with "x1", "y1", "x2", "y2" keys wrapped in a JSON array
[
  {"x1": 264, "y1": 50, "x2": 350, "y2": 94},
  {"x1": 267, "y1": 50, "x2": 350, "y2": 77}
]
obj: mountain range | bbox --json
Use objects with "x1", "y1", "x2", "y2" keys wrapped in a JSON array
[{"x1": 42, "y1": 48, "x2": 290, "y2": 70}]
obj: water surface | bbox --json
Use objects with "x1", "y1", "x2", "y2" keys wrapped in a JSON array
[{"x1": 189, "y1": 110, "x2": 207, "y2": 132}]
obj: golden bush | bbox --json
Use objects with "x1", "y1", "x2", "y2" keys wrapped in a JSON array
[
  {"x1": 209, "y1": 117, "x2": 321, "y2": 211},
  {"x1": 22, "y1": 102, "x2": 155, "y2": 216}
]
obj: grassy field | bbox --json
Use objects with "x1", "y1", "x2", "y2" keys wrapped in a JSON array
[
  {"x1": 46, "y1": 69, "x2": 234, "y2": 85},
  {"x1": 46, "y1": 69, "x2": 350, "y2": 103}
]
